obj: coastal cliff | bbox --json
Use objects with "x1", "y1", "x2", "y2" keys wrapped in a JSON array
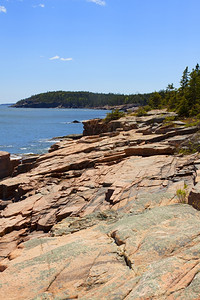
[{"x1": 0, "y1": 109, "x2": 200, "y2": 299}]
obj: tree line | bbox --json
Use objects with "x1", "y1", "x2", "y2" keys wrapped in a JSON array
[
  {"x1": 148, "y1": 64, "x2": 200, "y2": 117},
  {"x1": 14, "y1": 65, "x2": 200, "y2": 117},
  {"x1": 14, "y1": 91, "x2": 152, "y2": 108}
]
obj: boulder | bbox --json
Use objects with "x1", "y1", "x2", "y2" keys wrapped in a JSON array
[
  {"x1": 0, "y1": 152, "x2": 11, "y2": 179},
  {"x1": 0, "y1": 152, "x2": 20, "y2": 179},
  {"x1": 188, "y1": 181, "x2": 200, "y2": 210}
]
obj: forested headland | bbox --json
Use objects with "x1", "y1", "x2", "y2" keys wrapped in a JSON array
[
  {"x1": 13, "y1": 64, "x2": 200, "y2": 118},
  {"x1": 13, "y1": 91, "x2": 151, "y2": 109}
]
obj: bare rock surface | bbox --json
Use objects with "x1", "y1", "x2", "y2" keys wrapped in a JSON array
[
  {"x1": 0, "y1": 205, "x2": 200, "y2": 300},
  {"x1": 82, "y1": 109, "x2": 178, "y2": 136},
  {"x1": 0, "y1": 111, "x2": 200, "y2": 299}
]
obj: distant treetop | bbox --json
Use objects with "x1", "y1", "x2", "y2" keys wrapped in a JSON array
[
  {"x1": 13, "y1": 91, "x2": 152, "y2": 109},
  {"x1": 147, "y1": 63, "x2": 200, "y2": 117}
]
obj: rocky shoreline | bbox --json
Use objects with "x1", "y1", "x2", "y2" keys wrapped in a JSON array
[{"x1": 0, "y1": 109, "x2": 200, "y2": 299}]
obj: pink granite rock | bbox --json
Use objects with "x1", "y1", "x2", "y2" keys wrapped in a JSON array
[
  {"x1": 0, "y1": 151, "x2": 11, "y2": 179},
  {"x1": 0, "y1": 112, "x2": 200, "y2": 299}
]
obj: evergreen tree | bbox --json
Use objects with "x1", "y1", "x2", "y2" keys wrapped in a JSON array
[
  {"x1": 180, "y1": 66, "x2": 189, "y2": 91},
  {"x1": 177, "y1": 64, "x2": 200, "y2": 116},
  {"x1": 148, "y1": 92, "x2": 162, "y2": 108},
  {"x1": 186, "y1": 67, "x2": 198, "y2": 115},
  {"x1": 195, "y1": 63, "x2": 200, "y2": 73},
  {"x1": 166, "y1": 83, "x2": 175, "y2": 91},
  {"x1": 163, "y1": 84, "x2": 176, "y2": 109}
]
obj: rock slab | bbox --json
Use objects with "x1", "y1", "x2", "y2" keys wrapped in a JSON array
[{"x1": 0, "y1": 111, "x2": 200, "y2": 299}]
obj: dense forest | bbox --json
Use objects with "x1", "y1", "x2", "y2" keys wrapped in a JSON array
[
  {"x1": 13, "y1": 91, "x2": 152, "y2": 108},
  {"x1": 148, "y1": 64, "x2": 200, "y2": 117},
  {"x1": 14, "y1": 64, "x2": 200, "y2": 117}
]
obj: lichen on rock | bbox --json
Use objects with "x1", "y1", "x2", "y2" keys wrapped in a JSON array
[{"x1": 0, "y1": 110, "x2": 200, "y2": 299}]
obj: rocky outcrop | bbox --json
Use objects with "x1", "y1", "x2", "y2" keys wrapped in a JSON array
[
  {"x1": 0, "y1": 110, "x2": 200, "y2": 299},
  {"x1": 13, "y1": 155, "x2": 39, "y2": 175},
  {"x1": 83, "y1": 109, "x2": 177, "y2": 136},
  {"x1": 0, "y1": 152, "x2": 20, "y2": 179},
  {"x1": 0, "y1": 152, "x2": 12, "y2": 179},
  {"x1": 188, "y1": 161, "x2": 200, "y2": 210}
]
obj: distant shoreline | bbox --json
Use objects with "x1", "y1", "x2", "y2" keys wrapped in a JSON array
[{"x1": 11, "y1": 103, "x2": 138, "y2": 112}]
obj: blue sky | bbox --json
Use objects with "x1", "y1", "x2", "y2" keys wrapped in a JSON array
[{"x1": 0, "y1": 0, "x2": 200, "y2": 103}]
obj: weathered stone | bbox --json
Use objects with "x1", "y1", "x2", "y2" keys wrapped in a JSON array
[
  {"x1": 0, "y1": 151, "x2": 11, "y2": 179},
  {"x1": 188, "y1": 181, "x2": 200, "y2": 210},
  {"x1": 0, "y1": 205, "x2": 200, "y2": 300},
  {"x1": 1, "y1": 111, "x2": 200, "y2": 299},
  {"x1": 0, "y1": 200, "x2": 12, "y2": 210},
  {"x1": 124, "y1": 143, "x2": 175, "y2": 156},
  {"x1": 0, "y1": 229, "x2": 26, "y2": 258}
]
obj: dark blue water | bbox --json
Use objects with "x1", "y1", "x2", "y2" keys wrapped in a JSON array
[{"x1": 0, "y1": 105, "x2": 110, "y2": 155}]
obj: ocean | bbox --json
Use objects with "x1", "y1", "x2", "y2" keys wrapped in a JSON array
[{"x1": 0, "y1": 105, "x2": 110, "y2": 156}]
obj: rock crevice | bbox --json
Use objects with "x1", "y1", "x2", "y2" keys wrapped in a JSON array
[{"x1": 0, "y1": 110, "x2": 200, "y2": 299}]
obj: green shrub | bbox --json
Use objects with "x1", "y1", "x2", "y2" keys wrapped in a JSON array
[
  {"x1": 103, "y1": 109, "x2": 125, "y2": 123},
  {"x1": 184, "y1": 120, "x2": 200, "y2": 127},
  {"x1": 163, "y1": 116, "x2": 176, "y2": 123},
  {"x1": 176, "y1": 185, "x2": 188, "y2": 203},
  {"x1": 135, "y1": 105, "x2": 151, "y2": 117}
]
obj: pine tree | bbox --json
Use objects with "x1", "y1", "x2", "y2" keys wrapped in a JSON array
[
  {"x1": 183, "y1": 64, "x2": 200, "y2": 116},
  {"x1": 148, "y1": 92, "x2": 162, "y2": 109},
  {"x1": 180, "y1": 66, "x2": 189, "y2": 91},
  {"x1": 195, "y1": 63, "x2": 200, "y2": 73}
]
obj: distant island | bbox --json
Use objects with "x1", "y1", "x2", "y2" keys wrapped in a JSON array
[
  {"x1": 13, "y1": 91, "x2": 152, "y2": 109},
  {"x1": 13, "y1": 63, "x2": 200, "y2": 118},
  {"x1": 0, "y1": 103, "x2": 15, "y2": 106}
]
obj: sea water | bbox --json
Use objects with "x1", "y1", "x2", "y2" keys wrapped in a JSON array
[{"x1": 0, "y1": 105, "x2": 110, "y2": 155}]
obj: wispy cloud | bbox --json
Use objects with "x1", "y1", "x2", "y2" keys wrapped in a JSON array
[
  {"x1": 49, "y1": 55, "x2": 60, "y2": 60},
  {"x1": 0, "y1": 6, "x2": 7, "y2": 13},
  {"x1": 87, "y1": 0, "x2": 106, "y2": 6},
  {"x1": 49, "y1": 56, "x2": 73, "y2": 62},
  {"x1": 33, "y1": 4, "x2": 45, "y2": 8},
  {"x1": 60, "y1": 57, "x2": 73, "y2": 61}
]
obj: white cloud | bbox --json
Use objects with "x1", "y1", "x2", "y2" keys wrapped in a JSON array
[
  {"x1": 49, "y1": 56, "x2": 73, "y2": 62},
  {"x1": 33, "y1": 4, "x2": 45, "y2": 8},
  {"x1": 49, "y1": 55, "x2": 60, "y2": 60},
  {"x1": 0, "y1": 6, "x2": 7, "y2": 13},
  {"x1": 87, "y1": 0, "x2": 106, "y2": 6},
  {"x1": 60, "y1": 57, "x2": 73, "y2": 61}
]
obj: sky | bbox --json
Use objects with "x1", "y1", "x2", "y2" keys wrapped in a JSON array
[{"x1": 0, "y1": 0, "x2": 200, "y2": 103}]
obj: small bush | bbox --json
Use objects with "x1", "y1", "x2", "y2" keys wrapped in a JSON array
[
  {"x1": 163, "y1": 116, "x2": 176, "y2": 123},
  {"x1": 178, "y1": 146, "x2": 198, "y2": 155},
  {"x1": 135, "y1": 105, "x2": 151, "y2": 117},
  {"x1": 181, "y1": 116, "x2": 200, "y2": 128},
  {"x1": 176, "y1": 185, "x2": 188, "y2": 203},
  {"x1": 184, "y1": 120, "x2": 200, "y2": 128},
  {"x1": 103, "y1": 109, "x2": 125, "y2": 123},
  {"x1": 177, "y1": 131, "x2": 200, "y2": 155}
]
